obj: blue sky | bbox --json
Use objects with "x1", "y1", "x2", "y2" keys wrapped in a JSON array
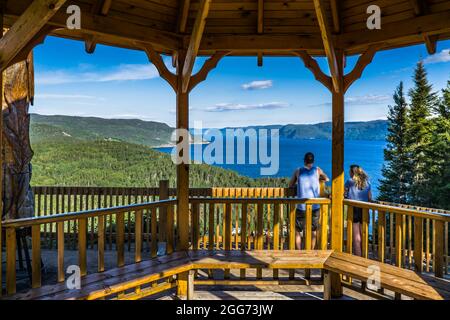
[{"x1": 33, "y1": 37, "x2": 450, "y2": 128}]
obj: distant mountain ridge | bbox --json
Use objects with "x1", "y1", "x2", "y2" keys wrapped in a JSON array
[
  {"x1": 222, "y1": 120, "x2": 388, "y2": 141},
  {"x1": 30, "y1": 114, "x2": 388, "y2": 146}
]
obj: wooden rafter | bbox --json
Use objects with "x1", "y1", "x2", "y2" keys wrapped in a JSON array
[
  {"x1": 0, "y1": 0, "x2": 66, "y2": 71},
  {"x1": 257, "y1": 0, "x2": 264, "y2": 66},
  {"x1": 100, "y1": 0, "x2": 112, "y2": 16},
  {"x1": 189, "y1": 51, "x2": 229, "y2": 91},
  {"x1": 84, "y1": 34, "x2": 97, "y2": 54},
  {"x1": 343, "y1": 46, "x2": 379, "y2": 92},
  {"x1": 409, "y1": 0, "x2": 428, "y2": 16},
  {"x1": 329, "y1": 0, "x2": 341, "y2": 34},
  {"x1": 178, "y1": 0, "x2": 191, "y2": 33},
  {"x1": 294, "y1": 51, "x2": 333, "y2": 92},
  {"x1": 143, "y1": 44, "x2": 178, "y2": 92},
  {"x1": 424, "y1": 34, "x2": 438, "y2": 55},
  {"x1": 313, "y1": 0, "x2": 340, "y2": 93},
  {"x1": 7, "y1": 25, "x2": 56, "y2": 67},
  {"x1": 181, "y1": 0, "x2": 211, "y2": 93}
]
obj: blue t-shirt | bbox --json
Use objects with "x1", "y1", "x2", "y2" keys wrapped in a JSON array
[
  {"x1": 296, "y1": 167, "x2": 320, "y2": 211},
  {"x1": 344, "y1": 179, "x2": 371, "y2": 201}
]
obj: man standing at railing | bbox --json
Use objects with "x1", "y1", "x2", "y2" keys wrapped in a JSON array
[{"x1": 289, "y1": 152, "x2": 329, "y2": 250}]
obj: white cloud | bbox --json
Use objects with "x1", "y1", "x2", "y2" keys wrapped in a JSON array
[
  {"x1": 309, "y1": 94, "x2": 391, "y2": 108},
  {"x1": 37, "y1": 64, "x2": 160, "y2": 85},
  {"x1": 241, "y1": 80, "x2": 273, "y2": 90},
  {"x1": 206, "y1": 102, "x2": 288, "y2": 112},
  {"x1": 423, "y1": 49, "x2": 450, "y2": 65},
  {"x1": 35, "y1": 93, "x2": 104, "y2": 100}
]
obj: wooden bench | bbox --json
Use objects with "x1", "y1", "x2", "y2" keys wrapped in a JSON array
[
  {"x1": 4, "y1": 250, "x2": 449, "y2": 300},
  {"x1": 323, "y1": 252, "x2": 450, "y2": 300}
]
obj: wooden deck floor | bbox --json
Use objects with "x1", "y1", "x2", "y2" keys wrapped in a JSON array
[{"x1": 3, "y1": 249, "x2": 441, "y2": 300}]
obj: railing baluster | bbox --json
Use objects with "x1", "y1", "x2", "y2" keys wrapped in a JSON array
[
  {"x1": 57, "y1": 221, "x2": 65, "y2": 282},
  {"x1": 378, "y1": 211, "x2": 386, "y2": 263},
  {"x1": 362, "y1": 208, "x2": 369, "y2": 259},
  {"x1": 256, "y1": 202, "x2": 264, "y2": 279},
  {"x1": 151, "y1": 208, "x2": 157, "y2": 258},
  {"x1": 31, "y1": 225, "x2": 41, "y2": 288},
  {"x1": 320, "y1": 204, "x2": 329, "y2": 250},
  {"x1": 78, "y1": 217, "x2": 87, "y2": 276},
  {"x1": 395, "y1": 213, "x2": 403, "y2": 268},
  {"x1": 288, "y1": 204, "x2": 296, "y2": 279},
  {"x1": 426, "y1": 218, "x2": 430, "y2": 272},
  {"x1": 240, "y1": 203, "x2": 247, "y2": 280},
  {"x1": 389, "y1": 212, "x2": 394, "y2": 264},
  {"x1": 192, "y1": 203, "x2": 199, "y2": 250},
  {"x1": 135, "y1": 210, "x2": 143, "y2": 263},
  {"x1": 6, "y1": 227, "x2": 16, "y2": 295},
  {"x1": 117, "y1": 212, "x2": 125, "y2": 267},
  {"x1": 167, "y1": 205, "x2": 174, "y2": 254},
  {"x1": 98, "y1": 215, "x2": 105, "y2": 272},
  {"x1": 209, "y1": 203, "x2": 215, "y2": 251},
  {"x1": 224, "y1": 202, "x2": 232, "y2": 279},
  {"x1": 434, "y1": 220, "x2": 444, "y2": 278},
  {"x1": 414, "y1": 217, "x2": 423, "y2": 272},
  {"x1": 346, "y1": 206, "x2": 353, "y2": 254}
]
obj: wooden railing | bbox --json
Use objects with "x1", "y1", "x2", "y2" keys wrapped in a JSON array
[
  {"x1": 1, "y1": 199, "x2": 177, "y2": 295},
  {"x1": 344, "y1": 199, "x2": 450, "y2": 278},
  {"x1": 30, "y1": 185, "x2": 296, "y2": 250},
  {"x1": 0, "y1": 195, "x2": 330, "y2": 295}
]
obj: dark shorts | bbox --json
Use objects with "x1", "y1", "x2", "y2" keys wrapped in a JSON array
[
  {"x1": 295, "y1": 208, "x2": 320, "y2": 232},
  {"x1": 353, "y1": 207, "x2": 363, "y2": 224}
]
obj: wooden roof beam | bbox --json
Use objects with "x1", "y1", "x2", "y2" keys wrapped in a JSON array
[
  {"x1": 181, "y1": 0, "x2": 211, "y2": 93},
  {"x1": 3, "y1": 2, "x2": 181, "y2": 52},
  {"x1": 0, "y1": 0, "x2": 66, "y2": 71},
  {"x1": 178, "y1": 0, "x2": 191, "y2": 33},
  {"x1": 337, "y1": 11, "x2": 450, "y2": 52},
  {"x1": 313, "y1": 0, "x2": 340, "y2": 93}
]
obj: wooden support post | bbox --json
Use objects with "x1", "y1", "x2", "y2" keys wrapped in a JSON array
[
  {"x1": 414, "y1": 217, "x2": 423, "y2": 272},
  {"x1": 177, "y1": 270, "x2": 195, "y2": 300},
  {"x1": 361, "y1": 208, "x2": 369, "y2": 258},
  {"x1": 0, "y1": 17, "x2": 3, "y2": 296}
]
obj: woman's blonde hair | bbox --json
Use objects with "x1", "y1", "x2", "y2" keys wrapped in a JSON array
[{"x1": 350, "y1": 165, "x2": 369, "y2": 190}]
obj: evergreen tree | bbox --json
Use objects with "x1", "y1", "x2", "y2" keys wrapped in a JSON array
[
  {"x1": 378, "y1": 82, "x2": 410, "y2": 203},
  {"x1": 405, "y1": 61, "x2": 438, "y2": 206},
  {"x1": 425, "y1": 81, "x2": 450, "y2": 209}
]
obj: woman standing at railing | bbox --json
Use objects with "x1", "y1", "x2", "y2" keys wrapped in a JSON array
[{"x1": 345, "y1": 165, "x2": 372, "y2": 256}]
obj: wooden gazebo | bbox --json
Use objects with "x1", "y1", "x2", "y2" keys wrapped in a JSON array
[{"x1": 0, "y1": 0, "x2": 449, "y2": 300}]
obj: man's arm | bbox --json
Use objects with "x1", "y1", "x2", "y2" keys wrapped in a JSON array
[
  {"x1": 289, "y1": 169, "x2": 298, "y2": 188},
  {"x1": 317, "y1": 167, "x2": 330, "y2": 182}
]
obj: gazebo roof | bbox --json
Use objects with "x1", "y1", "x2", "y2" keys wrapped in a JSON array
[{"x1": 3, "y1": 0, "x2": 450, "y2": 57}]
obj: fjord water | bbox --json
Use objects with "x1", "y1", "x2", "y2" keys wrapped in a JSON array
[{"x1": 157, "y1": 138, "x2": 386, "y2": 197}]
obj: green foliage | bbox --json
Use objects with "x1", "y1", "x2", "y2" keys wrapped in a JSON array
[
  {"x1": 31, "y1": 138, "x2": 287, "y2": 188},
  {"x1": 378, "y1": 63, "x2": 449, "y2": 210},
  {"x1": 378, "y1": 82, "x2": 410, "y2": 203}
]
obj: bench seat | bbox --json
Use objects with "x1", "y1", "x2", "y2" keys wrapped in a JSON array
[{"x1": 5, "y1": 250, "x2": 449, "y2": 300}]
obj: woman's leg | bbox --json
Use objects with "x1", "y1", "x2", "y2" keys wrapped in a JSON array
[
  {"x1": 353, "y1": 222, "x2": 362, "y2": 256},
  {"x1": 296, "y1": 230, "x2": 302, "y2": 250}
]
